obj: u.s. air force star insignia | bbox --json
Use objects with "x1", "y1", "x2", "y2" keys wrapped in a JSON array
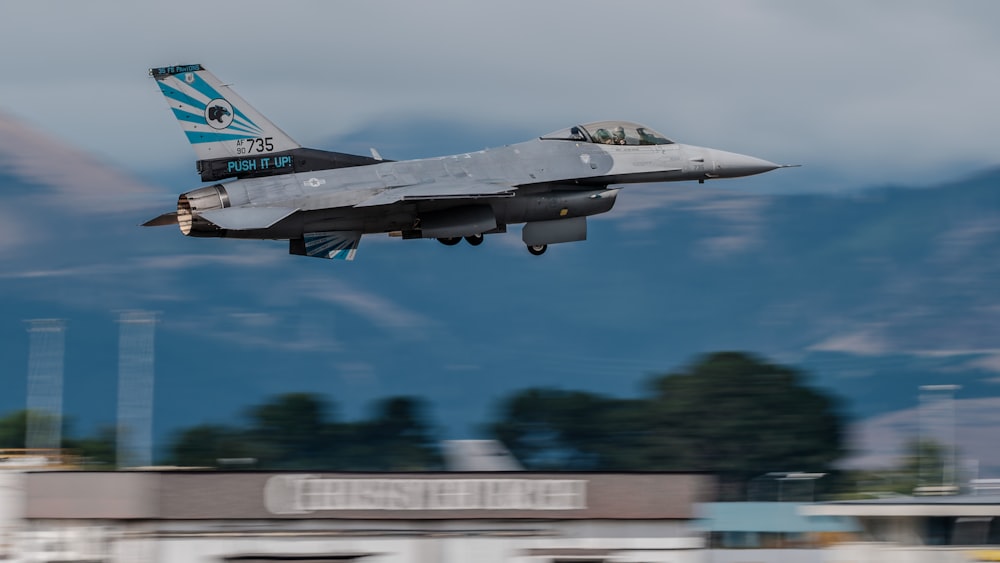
[{"x1": 304, "y1": 178, "x2": 326, "y2": 188}]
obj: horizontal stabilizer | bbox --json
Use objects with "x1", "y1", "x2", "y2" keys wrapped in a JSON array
[
  {"x1": 293, "y1": 231, "x2": 362, "y2": 260},
  {"x1": 355, "y1": 180, "x2": 516, "y2": 208},
  {"x1": 142, "y1": 211, "x2": 178, "y2": 227},
  {"x1": 198, "y1": 207, "x2": 297, "y2": 230}
]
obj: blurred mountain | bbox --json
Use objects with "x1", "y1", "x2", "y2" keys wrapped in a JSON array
[{"x1": 1, "y1": 112, "x2": 999, "y2": 470}]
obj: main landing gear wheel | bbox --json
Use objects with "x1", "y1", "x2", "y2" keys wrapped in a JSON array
[
  {"x1": 437, "y1": 237, "x2": 462, "y2": 246},
  {"x1": 527, "y1": 244, "x2": 547, "y2": 256},
  {"x1": 464, "y1": 234, "x2": 484, "y2": 246}
]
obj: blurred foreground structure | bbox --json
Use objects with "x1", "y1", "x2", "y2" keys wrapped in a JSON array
[
  {"x1": 4, "y1": 470, "x2": 713, "y2": 563},
  {"x1": 5, "y1": 465, "x2": 1000, "y2": 562},
  {"x1": 804, "y1": 495, "x2": 1000, "y2": 562}
]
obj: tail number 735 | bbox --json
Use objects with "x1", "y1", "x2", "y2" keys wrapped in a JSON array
[{"x1": 236, "y1": 137, "x2": 274, "y2": 154}]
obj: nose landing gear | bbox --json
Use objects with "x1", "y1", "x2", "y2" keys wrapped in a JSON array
[{"x1": 437, "y1": 235, "x2": 548, "y2": 256}]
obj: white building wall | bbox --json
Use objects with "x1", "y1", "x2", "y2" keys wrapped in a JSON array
[
  {"x1": 706, "y1": 549, "x2": 824, "y2": 563},
  {"x1": 0, "y1": 473, "x2": 25, "y2": 561},
  {"x1": 15, "y1": 519, "x2": 709, "y2": 563},
  {"x1": 824, "y1": 542, "x2": 982, "y2": 563},
  {"x1": 151, "y1": 536, "x2": 707, "y2": 563}
]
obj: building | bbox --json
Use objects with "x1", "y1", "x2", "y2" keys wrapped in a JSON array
[
  {"x1": 803, "y1": 495, "x2": 1000, "y2": 562},
  {"x1": 699, "y1": 502, "x2": 858, "y2": 548},
  {"x1": 14, "y1": 471, "x2": 714, "y2": 563}
]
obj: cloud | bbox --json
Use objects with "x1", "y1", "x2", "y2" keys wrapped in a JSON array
[
  {"x1": 965, "y1": 353, "x2": 1000, "y2": 375},
  {"x1": 809, "y1": 338, "x2": 1000, "y2": 375},
  {"x1": 932, "y1": 218, "x2": 1000, "y2": 263},
  {"x1": 0, "y1": 253, "x2": 283, "y2": 281},
  {"x1": 604, "y1": 185, "x2": 770, "y2": 255},
  {"x1": 691, "y1": 197, "x2": 769, "y2": 258},
  {"x1": 2, "y1": 1, "x2": 1000, "y2": 188},
  {"x1": 136, "y1": 253, "x2": 286, "y2": 272},
  {"x1": 843, "y1": 397, "x2": 1000, "y2": 473},
  {"x1": 0, "y1": 112, "x2": 162, "y2": 213},
  {"x1": 296, "y1": 277, "x2": 433, "y2": 336},
  {"x1": 809, "y1": 325, "x2": 891, "y2": 356},
  {"x1": 165, "y1": 310, "x2": 343, "y2": 354},
  {"x1": 0, "y1": 209, "x2": 26, "y2": 256}
]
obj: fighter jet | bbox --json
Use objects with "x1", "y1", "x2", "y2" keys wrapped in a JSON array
[{"x1": 144, "y1": 64, "x2": 791, "y2": 260}]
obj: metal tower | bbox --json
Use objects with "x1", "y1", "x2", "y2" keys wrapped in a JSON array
[
  {"x1": 918, "y1": 384, "x2": 961, "y2": 490},
  {"x1": 116, "y1": 311, "x2": 157, "y2": 468},
  {"x1": 25, "y1": 319, "x2": 66, "y2": 451}
]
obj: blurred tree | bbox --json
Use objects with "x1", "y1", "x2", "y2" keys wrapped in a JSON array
[
  {"x1": 59, "y1": 419, "x2": 117, "y2": 467},
  {"x1": 0, "y1": 410, "x2": 68, "y2": 450},
  {"x1": 907, "y1": 438, "x2": 948, "y2": 489},
  {"x1": 848, "y1": 439, "x2": 947, "y2": 497},
  {"x1": 640, "y1": 352, "x2": 845, "y2": 498},
  {"x1": 490, "y1": 388, "x2": 639, "y2": 470},
  {"x1": 163, "y1": 393, "x2": 441, "y2": 470},
  {"x1": 63, "y1": 426, "x2": 117, "y2": 467},
  {"x1": 488, "y1": 352, "x2": 846, "y2": 498},
  {"x1": 0, "y1": 411, "x2": 116, "y2": 467},
  {"x1": 346, "y1": 396, "x2": 441, "y2": 470},
  {"x1": 168, "y1": 424, "x2": 255, "y2": 468},
  {"x1": 245, "y1": 392, "x2": 338, "y2": 469},
  {"x1": 0, "y1": 410, "x2": 28, "y2": 448}
]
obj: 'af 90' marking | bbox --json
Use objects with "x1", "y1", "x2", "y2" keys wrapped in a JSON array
[{"x1": 236, "y1": 137, "x2": 274, "y2": 155}]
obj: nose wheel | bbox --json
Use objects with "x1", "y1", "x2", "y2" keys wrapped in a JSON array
[
  {"x1": 464, "y1": 234, "x2": 484, "y2": 246},
  {"x1": 527, "y1": 244, "x2": 547, "y2": 256}
]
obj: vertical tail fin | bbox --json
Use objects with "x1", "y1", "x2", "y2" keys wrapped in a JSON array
[{"x1": 149, "y1": 64, "x2": 300, "y2": 162}]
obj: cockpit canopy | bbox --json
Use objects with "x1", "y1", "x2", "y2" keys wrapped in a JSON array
[{"x1": 542, "y1": 121, "x2": 674, "y2": 146}]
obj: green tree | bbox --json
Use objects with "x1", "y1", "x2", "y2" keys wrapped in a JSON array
[
  {"x1": 844, "y1": 439, "x2": 949, "y2": 498},
  {"x1": 490, "y1": 388, "x2": 637, "y2": 470},
  {"x1": 639, "y1": 352, "x2": 844, "y2": 498},
  {"x1": 164, "y1": 393, "x2": 441, "y2": 470},
  {"x1": 344, "y1": 396, "x2": 441, "y2": 470},
  {"x1": 168, "y1": 424, "x2": 255, "y2": 468},
  {"x1": 488, "y1": 352, "x2": 846, "y2": 498},
  {"x1": 63, "y1": 425, "x2": 117, "y2": 467},
  {"x1": 0, "y1": 410, "x2": 28, "y2": 449},
  {"x1": 1, "y1": 411, "x2": 116, "y2": 467},
  {"x1": 245, "y1": 392, "x2": 338, "y2": 469}
]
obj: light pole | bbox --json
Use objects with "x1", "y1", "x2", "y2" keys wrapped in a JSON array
[{"x1": 918, "y1": 384, "x2": 961, "y2": 492}]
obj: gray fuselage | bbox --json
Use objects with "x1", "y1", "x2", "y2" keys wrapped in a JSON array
[{"x1": 180, "y1": 136, "x2": 776, "y2": 241}]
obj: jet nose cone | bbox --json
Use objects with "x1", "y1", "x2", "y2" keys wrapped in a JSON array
[{"x1": 711, "y1": 149, "x2": 781, "y2": 178}]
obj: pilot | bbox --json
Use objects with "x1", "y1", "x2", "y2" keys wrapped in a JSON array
[
  {"x1": 637, "y1": 127, "x2": 654, "y2": 145},
  {"x1": 612, "y1": 126, "x2": 627, "y2": 145},
  {"x1": 594, "y1": 128, "x2": 613, "y2": 144}
]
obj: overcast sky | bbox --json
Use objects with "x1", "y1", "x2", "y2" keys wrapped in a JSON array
[{"x1": 2, "y1": 1, "x2": 999, "y2": 190}]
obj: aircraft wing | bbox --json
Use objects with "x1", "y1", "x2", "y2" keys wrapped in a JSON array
[
  {"x1": 354, "y1": 180, "x2": 516, "y2": 208},
  {"x1": 198, "y1": 207, "x2": 298, "y2": 230}
]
